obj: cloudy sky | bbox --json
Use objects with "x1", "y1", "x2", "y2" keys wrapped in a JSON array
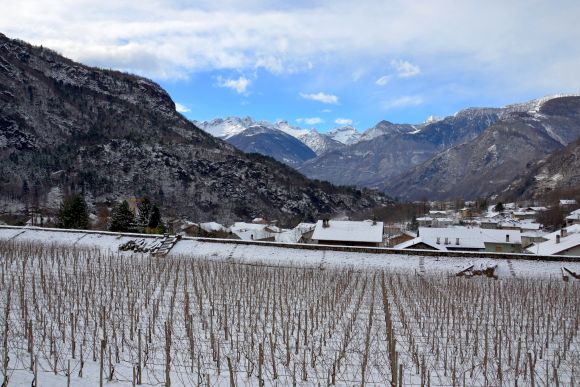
[{"x1": 2, "y1": 0, "x2": 580, "y2": 131}]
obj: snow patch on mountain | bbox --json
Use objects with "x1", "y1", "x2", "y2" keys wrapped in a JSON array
[
  {"x1": 501, "y1": 94, "x2": 580, "y2": 116},
  {"x1": 327, "y1": 126, "x2": 361, "y2": 145}
]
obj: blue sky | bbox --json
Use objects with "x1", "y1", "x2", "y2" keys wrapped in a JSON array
[{"x1": 3, "y1": 0, "x2": 580, "y2": 131}]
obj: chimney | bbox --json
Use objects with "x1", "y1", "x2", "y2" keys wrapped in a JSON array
[
  {"x1": 444, "y1": 237, "x2": 449, "y2": 245},
  {"x1": 506, "y1": 234, "x2": 510, "y2": 243},
  {"x1": 322, "y1": 217, "x2": 330, "y2": 228},
  {"x1": 556, "y1": 234, "x2": 561, "y2": 244},
  {"x1": 436, "y1": 237, "x2": 440, "y2": 244},
  {"x1": 456, "y1": 237, "x2": 460, "y2": 245},
  {"x1": 561, "y1": 228, "x2": 567, "y2": 237}
]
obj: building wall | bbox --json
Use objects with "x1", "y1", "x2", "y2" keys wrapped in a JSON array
[
  {"x1": 560, "y1": 245, "x2": 580, "y2": 256},
  {"x1": 484, "y1": 242, "x2": 522, "y2": 253},
  {"x1": 388, "y1": 233, "x2": 415, "y2": 247},
  {"x1": 402, "y1": 242, "x2": 438, "y2": 250}
]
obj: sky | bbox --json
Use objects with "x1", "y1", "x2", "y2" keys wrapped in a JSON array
[{"x1": 2, "y1": 0, "x2": 580, "y2": 131}]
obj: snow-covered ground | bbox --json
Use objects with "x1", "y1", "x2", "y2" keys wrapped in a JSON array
[
  {"x1": 0, "y1": 227, "x2": 579, "y2": 386},
  {"x1": 1, "y1": 226, "x2": 578, "y2": 278}
]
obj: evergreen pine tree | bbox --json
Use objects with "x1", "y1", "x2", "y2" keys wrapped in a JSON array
[
  {"x1": 58, "y1": 194, "x2": 89, "y2": 229},
  {"x1": 109, "y1": 200, "x2": 135, "y2": 232},
  {"x1": 494, "y1": 202, "x2": 504, "y2": 213},
  {"x1": 147, "y1": 205, "x2": 166, "y2": 233}
]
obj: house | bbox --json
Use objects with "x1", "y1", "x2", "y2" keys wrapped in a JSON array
[
  {"x1": 527, "y1": 206, "x2": 548, "y2": 212},
  {"x1": 417, "y1": 216, "x2": 433, "y2": 227},
  {"x1": 566, "y1": 209, "x2": 580, "y2": 226},
  {"x1": 417, "y1": 216, "x2": 453, "y2": 228},
  {"x1": 393, "y1": 237, "x2": 447, "y2": 251},
  {"x1": 480, "y1": 220, "x2": 499, "y2": 229},
  {"x1": 559, "y1": 199, "x2": 577, "y2": 207},
  {"x1": 511, "y1": 210, "x2": 537, "y2": 220},
  {"x1": 521, "y1": 230, "x2": 549, "y2": 248},
  {"x1": 387, "y1": 231, "x2": 417, "y2": 247},
  {"x1": 527, "y1": 225, "x2": 580, "y2": 256},
  {"x1": 458, "y1": 207, "x2": 473, "y2": 219},
  {"x1": 277, "y1": 223, "x2": 316, "y2": 244},
  {"x1": 311, "y1": 219, "x2": 384, "y2": 247},
  {"x1": 414, "y1": 227, "x2": 522, "y2": 253},
  {"x1": 230, "y1": 222, "x2": 281, "y2": 241},
  {"x1": 428, "y1": 210, "x2": 449, "y2": 218}
]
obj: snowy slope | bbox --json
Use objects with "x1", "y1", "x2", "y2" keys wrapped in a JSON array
[
  {"x1": 327, "y1": 126, "x2": 361, "y2": 145},
  {"x1": 194, "y1": 117, "x2": 346, "y2": 156}
]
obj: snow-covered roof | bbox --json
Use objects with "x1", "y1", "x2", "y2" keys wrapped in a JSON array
[
  {"x1": 312, "y1": 220, "x2": 383, "y2": 243},
  {"x1": 566, "y1": 209, "x2": 580, "y2": 220},
  {"x1": 519, "y1": 222, "x2": 542, "y2": 231},
  {"x1": 560, "y1": 199, "x2": 577, "y2": 205},
  {"x1": 273, "y1": 223, "x2": 316, "y2": 243},
  {"x1": 230, "y1": 222, "x2": 282, "y2": 240},
  {"x1": 393, "y1": 237, "x2": 447, "y2": 251},
  {"x1": 528, "y1": 232, "x2": 580, "y2": 255},
  {"x1": 541, "y1": 225, "x2": 580, "y2": 242},
  {"x1": 199, "y1": 222, "x2": 227, "y2": 232},
  {"x1": 521, "y1": 230, "x2": 548, "y2": 238},
  {"x1": 418, "y1": 227, "x2": 522, "y2": 249},
  {"x1": 434, "y1": 217, "x2": 454, "y2": 222}
]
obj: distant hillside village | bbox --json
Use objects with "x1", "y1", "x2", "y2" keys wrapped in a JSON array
[
  {"x1": 4, "y1": 195, "x2": 580, "y2": 257},
  {"x1": 173, "y1": 198, "x2": 580, "y2": 256}
]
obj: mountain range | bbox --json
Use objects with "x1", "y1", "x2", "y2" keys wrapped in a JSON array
[
  {"x1": 0, "y1": 33, "x2": 386, "y2": 224},
  {"x1": 199, "y1": 95, "x2": 580, "y2": 201},
  {"x1": 2, "y1": 32, "x2": 578, "y2": 215}
]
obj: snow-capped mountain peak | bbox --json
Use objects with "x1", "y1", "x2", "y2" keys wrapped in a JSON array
[
  {"x1": 425, "y1": 115, "x2": 442, "y2": 124},
  {"x1": 274, "y1": 120, "x2": 310, "y2": 138},
  {"x1": 501, "y1": 94, "x2": 580, "y2": 116},
  {"x1": 193, "y1": 116, "x2": 259, "y2": 139},
  {"x1": 327, "y1": 126, "x2": 361, "y2": 145}
]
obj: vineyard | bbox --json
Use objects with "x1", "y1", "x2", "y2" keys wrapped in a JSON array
[{"x1": 0, "y1": 240, "x2": 579, "y2": 386}]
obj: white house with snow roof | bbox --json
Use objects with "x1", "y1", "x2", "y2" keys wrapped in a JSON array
[
  {"x1": 527, "y1": 225, "x2": 580, "y2": 256},
  {"x1": 395, "y1": 227, "x2": 522, "y2": 253},
  {"x1": 311, "y1": 219, "x2": 384, "y2": 247},
  {"x1": 566, "y1": 209, "x2": 580, "y2": 226}
]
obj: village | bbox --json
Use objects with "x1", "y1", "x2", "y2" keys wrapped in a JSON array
[{"x1": 163, "y1": 199, "x2": 580, "y2": 257}]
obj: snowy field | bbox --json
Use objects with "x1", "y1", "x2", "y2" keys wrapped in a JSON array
[
  {"x1": 1, "y1": 226, "x2": 580, "y2": 279},
  {"x1": 0, "y1": 227, "x2": 579, "y2": 386}
]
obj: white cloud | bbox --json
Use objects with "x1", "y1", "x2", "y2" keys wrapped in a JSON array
[
  {"x1": 334, "y1": 118, "x2": 353, "y2": 125},
  {"x1": 382, "y1": 96, "x2": 424, "y2": 110},
  {"x1": 376, "y1": 61, "x2": 419, "y2": 86},
  {"x1": 217, "y1": 76, "x2": 250, "y2": 94},
  {"x1": 299, "y1": 92, "x2": 338, "y2": 104},
  {"x1": 321, "y1": 109, "x2": 332, "y2": 113},
  {"x1": 1, "y1": 0, "x2": 580, "y2": 93},
  {"x1": 296, "y1": 117, "x2": 324, "y2": 125},
  {"x1": 375, "y1": 75, "x2": 392, "y2": 86},
  {"x1": 175, "y1": 102, "x2": 191, "y2": 113},
  {"x1": 391, "y1": 59, "x2": 421, "y2": 78}
]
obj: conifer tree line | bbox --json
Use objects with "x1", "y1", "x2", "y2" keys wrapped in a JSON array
[{"x1": 57, "y1": 195, "x2": 164, "y2": 234}]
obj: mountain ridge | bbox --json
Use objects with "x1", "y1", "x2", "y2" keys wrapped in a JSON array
[
  {"x1": 0, "y1": 33, "x2": 386, "y2": 224},
  {"x1": 385, "y1": 96, "x2": 580, "y2": 200}
]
